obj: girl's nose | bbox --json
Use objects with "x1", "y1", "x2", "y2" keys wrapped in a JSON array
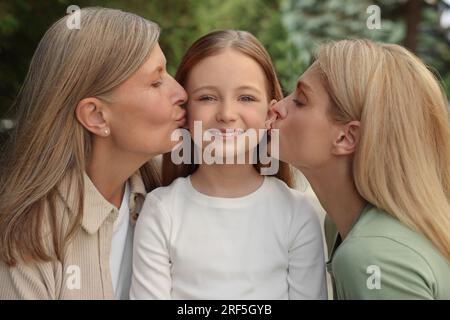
[{"x1": 216, "y1": 102, "x2": 238, "y2": 124}]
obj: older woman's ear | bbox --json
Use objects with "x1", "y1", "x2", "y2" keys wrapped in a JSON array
[{"x1": 75, "y1": 97, "x2": 110, "y2": 137}]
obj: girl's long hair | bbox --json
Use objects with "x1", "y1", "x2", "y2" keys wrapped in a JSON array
[
  {"x1": 315, "y1": 39, "x2": 450, "y2": 263},
  {"x1": 162, "y1": 30, "x2": 294, "y2": 188},
  {"x1": 0, "y1": 7, "x2": 161, "y2": 266}
]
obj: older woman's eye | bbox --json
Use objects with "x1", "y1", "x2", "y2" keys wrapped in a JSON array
[{"x1": 151, "y1": 80, "x2": 163, "y2": 88}]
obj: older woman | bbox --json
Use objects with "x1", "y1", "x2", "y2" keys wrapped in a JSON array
[{"x1": 0, "y1": 7, "x2": 186, "y2": 299}]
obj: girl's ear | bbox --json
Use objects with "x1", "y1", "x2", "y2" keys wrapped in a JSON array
[
  {"x1": 269, "y1": 99, "x2": 277, "y2": 109},
  {"x1": 75, "y1": 98, "x2": 111, "y2": 137},
  {"x1": 331, "y1": 120, "x2": 361, "y2": 156},
  {"x1": 265, "y1": 99, "x2": 278, "y2": 129}
]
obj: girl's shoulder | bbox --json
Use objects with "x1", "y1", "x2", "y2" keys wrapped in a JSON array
[
  {"x1": 146, "y1": 176, "x2": 189, "y2": 202},
  {"x1": 265, "y1": 176, "x2": 320, "y2": 223},
  {"x1": 265, "y1": 177, "x2": 315, "y2": 208}
]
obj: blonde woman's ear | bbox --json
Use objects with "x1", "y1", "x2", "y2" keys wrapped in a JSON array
[
  {"x1": 332, "y1": 120, "x2": 361, "y2": 156},
  {"x1": 75, "y1": 98, "x2": 110, "y2": 137}
]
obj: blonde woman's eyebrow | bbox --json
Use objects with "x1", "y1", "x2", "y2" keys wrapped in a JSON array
[{"x1": 296, "y1": 80, "x2": 312, "y2": 93}]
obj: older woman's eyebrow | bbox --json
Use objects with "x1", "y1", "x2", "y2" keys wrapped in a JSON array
[
  {"x1": 147, "y1": 67, "x2": 163, "y2": 78},
  {"x1": 146, "y1": 58, "x2": 167, "y2": 77}
]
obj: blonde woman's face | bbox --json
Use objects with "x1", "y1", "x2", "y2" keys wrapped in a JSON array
[
  {"x1": 107, "y1": 44, "x2": 187, "y2": 157},
  {"x1": 270, "y1": 64, "x2": 338, "y2": 170}
]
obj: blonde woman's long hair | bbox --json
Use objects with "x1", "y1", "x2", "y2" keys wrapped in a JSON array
[
  {"x1": 0, "y1": 7, "x2": 161, "y2": 266},
  {"x1": 315, "y1": 39, "x2": 450, "y2": 263}
]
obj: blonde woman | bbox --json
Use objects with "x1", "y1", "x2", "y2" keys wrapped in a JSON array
[
  {"x1": 0, "y1": 7, "x2": 187, "y2": 299},
  {"x1": 268, "y1": 39, "x2": 450, "y2": 299}
]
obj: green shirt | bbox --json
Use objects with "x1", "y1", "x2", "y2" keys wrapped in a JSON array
[{"x1": 325, "y1": 203, "x2": 450, "y2": 299}]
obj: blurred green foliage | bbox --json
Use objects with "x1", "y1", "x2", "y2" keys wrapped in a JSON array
[{"x1": 0, "y1": 0, "x2": 449, "y2": 121}]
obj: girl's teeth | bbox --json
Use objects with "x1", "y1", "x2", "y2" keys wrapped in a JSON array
[{"x1": 209, "y1": 129, "x2": 245, "y2": 137}]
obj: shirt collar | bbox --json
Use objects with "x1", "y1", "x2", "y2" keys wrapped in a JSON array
[
  {"x1": 328, "y1": 201, "x2": 372, "y2": 261},
  {"x1": 57, "y1": 171, "x2": 147, "y2": 234},
  {"x1": 81, "y1": 173, "x2": 116, "y2": 234},
  {"x1": 127, "y1": 170, "x2": 146, "y2": 226}
]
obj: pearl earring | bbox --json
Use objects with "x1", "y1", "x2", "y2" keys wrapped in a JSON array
[{"x1": 103, "y1": 128, "x2": 110, "y2": 136}]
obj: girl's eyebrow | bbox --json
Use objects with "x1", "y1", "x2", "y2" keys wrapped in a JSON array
[
  {"x1": 191, "y1": 85, "x2": 263, "y2": 95},
  {"x1": 191, "y1": 85, "x2": 219, "y2": 94},
  {"x1": 236, "y1": 85, "x2": 262, "y2": 94}
]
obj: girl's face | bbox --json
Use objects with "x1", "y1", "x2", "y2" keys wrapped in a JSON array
[
  {"x1": 107, "y1": 44, "x2": 188, "y2": 157},
  {"x1": 185, "y1": 49, "x2": 271, "y2": 160},
  {"x1": 270, "y1": 64, "x2": 340, "y2": 170}
]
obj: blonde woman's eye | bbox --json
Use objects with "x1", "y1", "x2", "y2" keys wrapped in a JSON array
[{"x1": 292, "y1": 98, "x2": 304, "y2": 107}]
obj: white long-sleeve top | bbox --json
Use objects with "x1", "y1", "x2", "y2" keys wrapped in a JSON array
[{"x1": 130, "y1": 176, "x2": 327, "y2": 300}]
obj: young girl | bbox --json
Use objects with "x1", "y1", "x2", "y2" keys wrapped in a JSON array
[
  {"x1": 268, "y1": 39, "x2": 450, "y2": 299},
  {"x1": 0, "y1": 8, "x2": 187, "y2": 299},
  {"x1": 130, "y1": 30, "x2": 327, "y2": 300}
]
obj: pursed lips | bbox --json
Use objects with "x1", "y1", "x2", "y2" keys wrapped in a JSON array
[{"x1": 174, "y1": 109, "x2": 187, "y2": 122}]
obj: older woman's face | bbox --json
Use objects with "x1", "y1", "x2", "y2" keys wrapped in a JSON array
[
  {"x1": 270, "y1": 64, "x2": 339, "y2": 170},
  {"x1": 107, "y1": 44, "x2": 188, "y2": 157}
]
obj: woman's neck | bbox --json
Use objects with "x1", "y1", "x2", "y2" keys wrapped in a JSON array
[
  {"x1": 87, "y1": 140, "x2": 150, "y2": 208},
  {"x1": 300, "y1": 160, "x2": 366, "y2": 240},
  {"x1": 191, "y1": 163, "x2": 264, "y2": 198}
]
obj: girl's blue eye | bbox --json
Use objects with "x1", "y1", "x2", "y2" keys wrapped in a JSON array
[
  {"x1": 239, "y1": 95, "x2": 256, "y2": 102},
  {"x1": 198, "y1": 95, "x2": 216, "y2": 101}
]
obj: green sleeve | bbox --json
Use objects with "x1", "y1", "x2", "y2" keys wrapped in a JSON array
[{"x1": 332, "y1": 237, "x2": 436, "y2": 300}]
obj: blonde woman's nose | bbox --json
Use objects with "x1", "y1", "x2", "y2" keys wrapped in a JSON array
[
  {"x1": 271, "y1": 99, "x2": 288, "y2": 120},
  {"x1": 266, "y1": 100, "x2": 278, "y2": 129}
]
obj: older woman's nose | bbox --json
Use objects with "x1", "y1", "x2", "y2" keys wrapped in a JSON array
[{"x1": 170, "y1": 75, "x2": 188, "y2": 106}]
